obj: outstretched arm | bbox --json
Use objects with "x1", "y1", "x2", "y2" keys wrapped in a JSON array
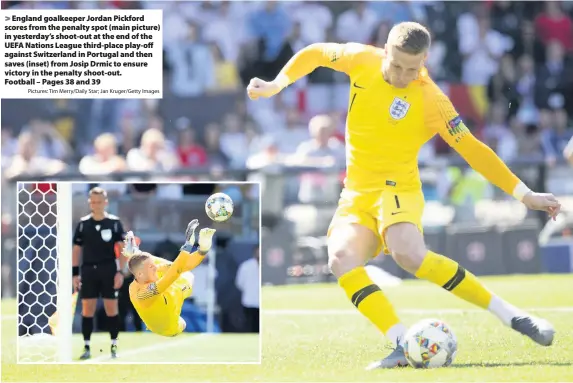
[
  {"x1": 274, "y1": 43, "x2": 368, "y2": 87},
  {"x1": 152, "y1": 250, "x2": 195, "y2": 294},
  {"x1": 135, "y1": 225, "x2": 216, "y2": 301},
  {"x1": 147, "y1": 254, "x2": 172, "y2": 267},
  {"x1": 423, "y1": 82, "x2": 560, "y2": 218},
  {"x1": 155, "y1": 248, "x2": 205, "y2": 277},
  {"x1": 135, "y1": 249, "x2": 214, "y2": 304},
  {"x1": 133, "y1": 251, "x2": 197, "y2": 305},
  {"x1": 156, "y1": 264, "x2": 172, "y2": 275},
  {"x1": 247, "y1": 43, "x2": 376, "y2": 99}
]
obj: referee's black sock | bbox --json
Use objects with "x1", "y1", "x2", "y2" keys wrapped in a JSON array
[
  {"x1": 81, "y1": 316, "x2": 94, "y2": 350},
  {"x1": 108, "y1": 315, "x2": 120, "y2": 345}
]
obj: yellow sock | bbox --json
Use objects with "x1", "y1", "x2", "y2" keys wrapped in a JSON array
[
  {"x1": 415, "y1": 251, "x2": 492, "y2": 309},
  {"x1": 339, "y1": 267, "x2": 401, "y2": 335}
]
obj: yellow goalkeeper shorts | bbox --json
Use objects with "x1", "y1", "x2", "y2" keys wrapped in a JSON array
[{"x1": 328, "y1": 188, "x2": 425, "y2": 255}]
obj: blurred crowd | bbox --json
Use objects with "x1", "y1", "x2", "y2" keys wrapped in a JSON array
[{"x1": 2, "y1": 1, "x2": 573, "y2": 200}]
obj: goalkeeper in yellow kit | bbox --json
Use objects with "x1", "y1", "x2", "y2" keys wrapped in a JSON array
[
  {"x1": 123, "y1": 219, "x2": 215, "y2": 337},
  {"x1": 248, "y1": 21, "x2": 561, "y2": 369}
]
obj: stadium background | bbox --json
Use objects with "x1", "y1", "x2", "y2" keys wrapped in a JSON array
[{"x1": 2, "y1": 0, "x2": 573, "y2": 331}]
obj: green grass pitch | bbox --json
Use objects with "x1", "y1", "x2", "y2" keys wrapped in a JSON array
[{"x1": 2, "y1": 274, "x2": 572, "y2": 382}]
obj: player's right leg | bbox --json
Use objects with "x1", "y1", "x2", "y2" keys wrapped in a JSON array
[
  {"x1": 102, "y1": 262, "x2": 120, "y2": 359},
  {"x1": 327, "y1": 196, "x2": 408, "y2": 369},
  {"x1": 79, "y1": 298, "x2": 97, "y2": 360},
  {"x1": 78, "y1": 266, "x2": 98, "y2": 360}
]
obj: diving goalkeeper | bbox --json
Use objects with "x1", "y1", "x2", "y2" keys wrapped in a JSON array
[{"x1": 123, "y1": 219, "x2": 215, "y2": 337}]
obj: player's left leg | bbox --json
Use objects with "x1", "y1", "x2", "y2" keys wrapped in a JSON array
[
  {"x1": 102, "y1": 263, "x2": 121, "y2": 359},
  {"x1": 383, "y1": 191, "x2": 554, "y2": 347}
]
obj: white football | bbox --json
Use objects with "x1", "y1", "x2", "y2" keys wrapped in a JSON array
[
  {"x1": 205, "y1": 193, "x2": 234, "y2": 223},
  {"x1": 403, "y1": 318, "x2": 457, "y2": 369}
]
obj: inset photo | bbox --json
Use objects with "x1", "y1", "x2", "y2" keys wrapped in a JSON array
[{"x1": 15, "y1": 181, "x2": 261, "y2": 364}]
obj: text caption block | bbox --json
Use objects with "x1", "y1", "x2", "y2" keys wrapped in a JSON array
[{"x1": 1, "y1": 9, "x2": 163, "y2": 99}]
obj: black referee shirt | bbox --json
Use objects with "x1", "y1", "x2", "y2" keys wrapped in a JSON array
[{"x1": 73, "y1": 213, "x2": 125, "y2": 265}]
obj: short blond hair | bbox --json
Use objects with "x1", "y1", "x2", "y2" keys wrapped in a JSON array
[
  {"x1": 88, "y1": 187, "x2": 107, "y2": 199},
  {"x1": 128, "y1": 252, "x2": 151, "y2": 274},
  {"x1": 387, "y1": 22, "x2": 431, "y2": 55}
]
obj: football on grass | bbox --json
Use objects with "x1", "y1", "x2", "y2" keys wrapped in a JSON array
[{"x1": 403, "y1": 318, "x2": 457, "y2": 368}]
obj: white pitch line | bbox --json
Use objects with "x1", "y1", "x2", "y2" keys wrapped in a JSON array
[
  {"x1": 4, "y1": 307, "x2": 573, "y2": 322},
  {"x1": 88, "y1": 333, "x2": 209, "y2": 363},
  {"x1": 264, "y1": 307, "x2": 573, "y2": 316}
]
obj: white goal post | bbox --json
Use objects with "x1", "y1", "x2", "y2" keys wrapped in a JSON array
[
  {"x1": 206, "y1": 247, "x2": 217, "y2": 334},
  {"x1": 56, "y1": 183, "x2": 73, "y2": 362},
  {"x1": 17, "y1": 182, "x2": 73, "y2": 363}
]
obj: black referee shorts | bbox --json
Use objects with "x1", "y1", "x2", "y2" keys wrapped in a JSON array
[{"x1": 80, "y1": 262, "x2": 117, "y2": 299}]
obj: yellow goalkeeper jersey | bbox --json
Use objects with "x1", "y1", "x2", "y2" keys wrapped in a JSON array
[
  {"x1": 129, "y1": 259, "x2": 192, "y2": 337},
  {"x1": 278, "y1": 42, "x2": 521, "y2": 195}
]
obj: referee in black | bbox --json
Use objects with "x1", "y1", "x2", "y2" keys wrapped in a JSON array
[{"x1": 72, "y1": 187, "x2": 127, "y2": 360}]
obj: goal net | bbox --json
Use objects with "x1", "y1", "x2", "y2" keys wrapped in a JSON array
[{"x1": 17, "y1": 182, "x2": 73, "y2": 363}]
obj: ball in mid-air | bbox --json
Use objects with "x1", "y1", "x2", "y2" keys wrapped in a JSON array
[
  {"x1": 205, "y1": 192, "x2": 234, "y2": 223},
  {"x1": 403, "y1": 318, "x2": 457, "y2": 369}
]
